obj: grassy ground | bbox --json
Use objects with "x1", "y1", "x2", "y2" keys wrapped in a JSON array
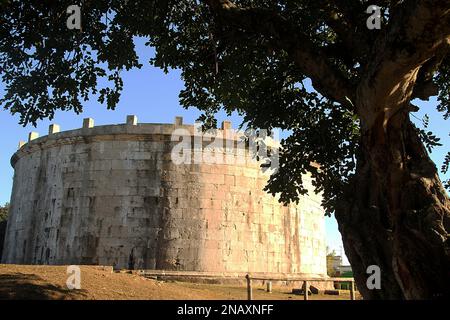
[{"x1": 0, "y1": 264, "x2": 361, "y2": 300}]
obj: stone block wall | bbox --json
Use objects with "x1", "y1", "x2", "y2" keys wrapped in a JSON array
[{"x1": 1, "y1": 117, "x2": 327, "y2": 277}]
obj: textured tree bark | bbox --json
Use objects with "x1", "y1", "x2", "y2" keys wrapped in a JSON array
[{"x1": 336, "y1": 106, "x2": 450, "y2": 300}]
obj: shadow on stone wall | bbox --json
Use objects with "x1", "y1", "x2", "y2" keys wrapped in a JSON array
[
  {"x1": 0, "y1": 273, "x2": 87, "y2": 300},
  {"x1": 0, "y1": 220, "x2": 6, "y2": 261}
]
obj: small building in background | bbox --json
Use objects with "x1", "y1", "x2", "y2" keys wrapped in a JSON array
[
  {"x1": 326, "y1": 254, "x2": 342, "y2": 276},
  {"x1": 326, "y1": 254, "x2": 353, "y2": 289},
  {"x1": 337, "y1": 265, "x2": 353, "y2": 277}
]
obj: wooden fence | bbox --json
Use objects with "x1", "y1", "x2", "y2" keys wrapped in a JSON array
[
  {"x1": 245, "y1": 274, "x2": 356, "y2": 301},
  {"x1": 137, "y1": 269, "x2": 356, "y2": 301}
]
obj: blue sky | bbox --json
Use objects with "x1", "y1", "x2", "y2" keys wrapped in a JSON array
[{"x1": 1, "y1": 38, "x2": 448, "y2": 263}]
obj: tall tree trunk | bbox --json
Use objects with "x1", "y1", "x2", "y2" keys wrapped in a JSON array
[{"x1": 336, "y1": 106, "x2": 450, "y2": 299}]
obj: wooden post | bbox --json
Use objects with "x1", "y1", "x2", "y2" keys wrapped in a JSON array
[
  {"x1": 246, "y1": 274, "x2": 253, "y2": 301},
  {"x1": 303, "y1": 280, "x2": 309, "y2": 301},
  {"x1": 350, "y1": 280, "x2": 356, "y2": 300},
  {"x1": 266, "y1": 281, "x2": 272, "y2": 293}
]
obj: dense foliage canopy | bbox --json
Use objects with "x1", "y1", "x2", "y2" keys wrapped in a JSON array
[{"x1": 0, "y1": 0, "x2": 449, "y2": 215}]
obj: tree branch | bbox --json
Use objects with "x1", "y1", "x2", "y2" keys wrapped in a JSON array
[
  {"x1": 357, "y1": 0, "x2": 450, "y2": 128},
  {"x1": 321, "y1": 1, "x2": 370, "y2": 60},
  {"x1": 412, "y1": 44, "x2": 449, "y2": 100},
  {"x1": 205, "y1": 0, "x2": 355, "y2": 109}
]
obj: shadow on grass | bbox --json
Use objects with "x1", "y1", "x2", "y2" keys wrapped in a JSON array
[{"x1": 0, "y1": 273, "x2": 88, "y2": 300}]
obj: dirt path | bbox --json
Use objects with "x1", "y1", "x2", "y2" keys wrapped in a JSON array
[{"x1": 0, "y1": 264, "x2": 360, "y2": 300}]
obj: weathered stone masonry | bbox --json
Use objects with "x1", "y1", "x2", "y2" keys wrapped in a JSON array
[{"x1": 2, "y1": 116, "x2": 327, "y2": 277}]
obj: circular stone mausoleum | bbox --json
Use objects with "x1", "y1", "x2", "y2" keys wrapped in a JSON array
[{"x1": 1, "y1": 116, "x2": 327, "y2": 277}]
